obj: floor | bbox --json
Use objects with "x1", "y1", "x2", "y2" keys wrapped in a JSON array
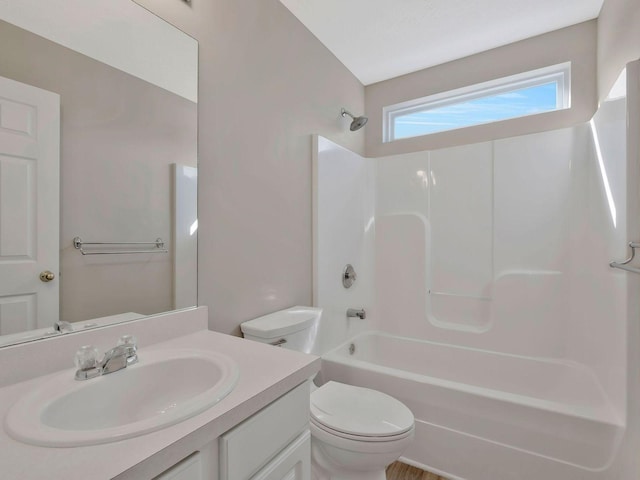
[{"x1": 386, "y1": 462, "x2": 448, "y2": 480}]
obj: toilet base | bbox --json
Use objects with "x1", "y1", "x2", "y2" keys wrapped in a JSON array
[
  {"x1": 311, "y1": 462, "x2": 386, "y2": 480},
  {"x1": 310, "y1": 423, "x2": 414, "y2": 480}
]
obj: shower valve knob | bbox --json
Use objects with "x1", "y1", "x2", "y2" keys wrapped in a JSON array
[{"x1": 342, "y1": 264, "x2": 357, "y2": 288}]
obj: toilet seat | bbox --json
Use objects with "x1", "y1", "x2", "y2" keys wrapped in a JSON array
[
  {"x1": 310, "y1": 381, "x2": 414, "y2": 440},
  {"x1": 310, "y1": 416, "x2": 414, "y2": 443}
]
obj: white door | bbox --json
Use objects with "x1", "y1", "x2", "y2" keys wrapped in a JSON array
[{"x1": 0, "y1": 75, "x2": 60, "y2": 334}]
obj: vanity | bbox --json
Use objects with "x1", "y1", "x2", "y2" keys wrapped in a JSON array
[{"x1": 0, "y1": 307, "x2": 320, "y2": 479}]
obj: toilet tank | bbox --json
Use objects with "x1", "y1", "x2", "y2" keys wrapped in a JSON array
[{"x1": 240, "y1": 306, "x2": 321, "y2": 354}]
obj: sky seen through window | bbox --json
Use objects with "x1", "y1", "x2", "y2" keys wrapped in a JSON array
[{"x1": 394, "y1": 82, "x2": 558, "y2": 139}]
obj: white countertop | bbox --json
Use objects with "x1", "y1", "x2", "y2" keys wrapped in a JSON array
[{"x1": 0, "y1": 329, "x2": 320, "y2": 480}]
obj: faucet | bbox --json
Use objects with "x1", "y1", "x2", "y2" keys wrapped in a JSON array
[
  {"x1": 346, "y1": 308, "x2": 366, "y2": 320},
  {"x1": 101, "y1": 342, "x2": 138, "y2": 374},
  {"x1": 53, "y1": 321, "x2": 74, "y2": 333},
  {"x1": 74, "y1": 335, "x2": 138, "y2": 380}
]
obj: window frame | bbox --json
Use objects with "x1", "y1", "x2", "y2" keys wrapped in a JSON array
[{"x1": 383, "y1": 62, "x2": 572, "y2": 143}]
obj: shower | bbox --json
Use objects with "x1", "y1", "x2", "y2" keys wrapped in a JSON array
[{"x1": 341, "y1": 108, "x2": 368, "y2": 131}]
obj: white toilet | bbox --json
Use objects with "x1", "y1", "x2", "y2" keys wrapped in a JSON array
[{"x1": 241, "y1": 306, "x2": 415, "y2": 480}]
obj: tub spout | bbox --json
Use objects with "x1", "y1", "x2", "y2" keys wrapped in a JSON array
[{"x1": 347, "y1": 308, "x2": 366, "y2": 320}]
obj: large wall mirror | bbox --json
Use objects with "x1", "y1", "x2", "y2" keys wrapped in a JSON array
[{"x1": 0, "y1": 0, "x2": 198, "y2": 347}]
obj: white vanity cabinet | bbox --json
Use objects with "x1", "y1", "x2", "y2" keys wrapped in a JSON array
[
  {"x1": 149, "y1": 380, "x2": 311, "y2": 480},
  {"x1": 0, "y1": 319, "x2": 321, "y2": 480},
  {"x1": 219, "y1": 381, "x2": 311, "y2": 480}
]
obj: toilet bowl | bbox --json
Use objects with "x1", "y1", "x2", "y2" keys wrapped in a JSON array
[
  {"x1": 309, "y1": 381, "x2": 415, "y2": 480},
  {"x1": 310, "y1": 423, "x2": 414, "y2": 480},
  {"x1": 240, "y1": 307, "x2": 415, "y2": 480}
]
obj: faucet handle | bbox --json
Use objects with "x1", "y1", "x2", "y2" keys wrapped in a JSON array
[
  {"x1": 117, "y1": 334, "x2": 137, "y2": 348},
  {"x1": 117, "y1": 334, "x2": 138, "y2": 365},
  {"x1": 74, "y1": 345, "x2": 101, "y2": 380},
  {"x1": 74, "y1": 345, "x2": 99, "y2": 370}
]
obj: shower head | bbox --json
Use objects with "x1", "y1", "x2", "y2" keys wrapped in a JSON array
[{"x1": 341, "y1": 108, "x2": 368, "y2": 131}]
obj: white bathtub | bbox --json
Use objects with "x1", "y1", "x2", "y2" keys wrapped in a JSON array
[{"x1": 320, "y1": 331, "x2": 624, "y2": 480}]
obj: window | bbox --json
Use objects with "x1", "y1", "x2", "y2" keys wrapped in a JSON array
[{"x1": 383, "y1": 62, "x2": 571, "y2": 142}]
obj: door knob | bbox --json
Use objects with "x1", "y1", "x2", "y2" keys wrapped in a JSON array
[{"x1": 40, "y1": 271, "x2": 55, "y2": 282}]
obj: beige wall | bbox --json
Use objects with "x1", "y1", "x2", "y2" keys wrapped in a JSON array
[
  {"x1": 135, "y1": 0, "x2": 365, "y2": 335},
  {"x1": 0, "y1": 20, "x2": 197, "y2": 322},
  {"x1": 598, "y1": 0, "x2": 640, "y2": 100},
  {"x1": 365, "y1": 21, "x2": 598, "y2": 157}
]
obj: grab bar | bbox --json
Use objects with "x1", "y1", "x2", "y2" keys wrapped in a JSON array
[
  {"x1": 610, "y1": 242, "x2": 640, "y2": 274},
  {"x1": 73, "y1": 237, "x2": 168, "y2": 256}
]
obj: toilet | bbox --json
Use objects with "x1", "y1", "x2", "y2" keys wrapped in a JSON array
[{"x1": 241, "y1": 306, "x2": 415, "y2": 480}]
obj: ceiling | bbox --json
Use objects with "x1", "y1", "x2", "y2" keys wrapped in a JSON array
[{"x1": 279, "y1": 0, "x2": 605, "y2": 86}]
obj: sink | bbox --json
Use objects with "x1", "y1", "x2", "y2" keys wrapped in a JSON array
[{"x1": 4, "y1": 348, "x2": 239, "y2": 447}]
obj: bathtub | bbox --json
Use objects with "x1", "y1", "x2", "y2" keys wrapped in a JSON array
[{"x1": 320, "y1": 331, "x2": 624, "y2": 480}]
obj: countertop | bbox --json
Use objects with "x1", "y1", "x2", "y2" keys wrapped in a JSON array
[{"x1": 0, "y1": 329, "x2": 320, "y2": 480}]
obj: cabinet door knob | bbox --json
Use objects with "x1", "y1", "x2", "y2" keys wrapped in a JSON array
[{"x1": 39, "y1": 271, "x2": 55, "y2": 282}]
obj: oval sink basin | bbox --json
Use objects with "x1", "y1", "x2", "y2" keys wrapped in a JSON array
[{"x1": 5, "y1": 348, "x2": 239, "y2": 447}]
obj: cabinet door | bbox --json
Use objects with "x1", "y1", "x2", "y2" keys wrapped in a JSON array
[
  {"x1": 251, "y1": 431, "x2": 310, "y2": 480},
  {"x1": 220, "y1": 382, "x2": 310, "y2": 480},
  {"x1": 154, "y1": 452, "x2": 202, "y2": 480}
]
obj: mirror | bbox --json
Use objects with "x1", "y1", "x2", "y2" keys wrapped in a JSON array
[{"x1": 0, "y1": 0, "x2": 198, "y2": 347}]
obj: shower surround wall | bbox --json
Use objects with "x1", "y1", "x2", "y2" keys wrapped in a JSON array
[
  {"x1": 314, "y1": 92, "x2": 629, "y2": 478},
  {"x1": 312, "y1": 136, "x2": 375, "y2": 355},
  {"x1": 317, "y1": 117, "x2": 627, "y2": 380},
  {"x1": 375, "y1": 120, "x2": 627, "y2": 418},
  {"x1": 374, "y1": 120, "x2": 629, "y2": 478}
]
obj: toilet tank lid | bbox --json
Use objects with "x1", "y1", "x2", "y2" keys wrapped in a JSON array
[{"x1": 240, "y1": 306, "x2": 322, "y2": 339}]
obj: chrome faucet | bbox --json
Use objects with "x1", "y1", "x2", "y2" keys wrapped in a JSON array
[
  {"x1": 346, "y1": 308, "x2": 366, "y2": 320},
  {"x1": 101, "y1": 343, "x2": 138, "y2": 374},
  {"x1": 74, "y1": 335, "x2": 138, "y2": 380},
  {"x1": 53, "y1": 321, "x2": 74, "y2": 333}
]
